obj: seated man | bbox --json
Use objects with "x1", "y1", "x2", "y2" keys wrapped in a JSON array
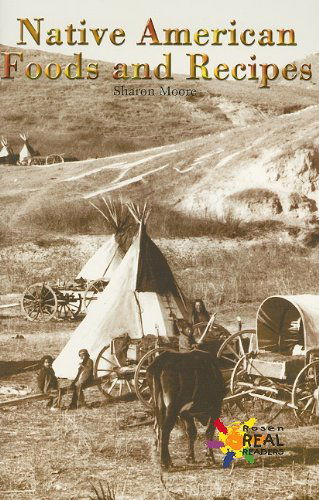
[
  {"x1": 69, "y1": 349, "x2": 94, "y2": 409},
  {"x1": 177, "y1": 320, "x2": 197, "y2": 352},
  {"x1": 37, "y1": 355, "x2": 59, "y2": 410},
  {"x1": 192, "y1": 299, "x2": 210, "y2": 326}
]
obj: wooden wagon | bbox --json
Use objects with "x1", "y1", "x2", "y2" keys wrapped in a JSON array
[
  {"x1": 20, "y1": 279, "x2": 108, "y2": 321},
  {"x1": 217, "y1": 295, "x2": 319, "y2": 424},
  {"x1": 19, "y1": 201, "x2": 129, "y2": 322},
  {"x1": 93, "y1": 317, "x2": 231, "y2": 408},
  {"x1": 18, "y1": 154, "x2": 66, "y2": 166}
]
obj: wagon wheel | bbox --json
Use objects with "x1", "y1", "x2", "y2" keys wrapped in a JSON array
[
  {"x1": 21, "y1": 283, "x2": 58, "y2": 321},
  {"x1": 229, "y1": 354, "x2": 252, "y2": 416},
  {"x1": 56, "y1": 292, "x2": 82, "y2": 320},
  {"x1": 30, "y1": 157, "x2": 41, "y2": 166},
  {"x1": 84, "y1": 279, "x2": 108, "y2": 312},
  {"x1": 292, "y1": 360, "x2": 319, "y2": 425},
  {"x1": 230, "y1": 354, "x2": 279, "y2": 421},
  {"x1": 94, "y1": 343, "x2": 135, "y2": 400},
  {"x1": 46, "y1": 154, "x2": 64, "y2": 165},
  {"x1": 134, "y1": 347, "x2": 175, "y2": 408},
  {"x1": 217, "y1": 329, "x2": 256, "y2": 387}
]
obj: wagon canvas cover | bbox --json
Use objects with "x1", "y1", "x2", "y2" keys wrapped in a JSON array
[{"x1": 257, "y1": 295, "x2": 319, "y2": 353}]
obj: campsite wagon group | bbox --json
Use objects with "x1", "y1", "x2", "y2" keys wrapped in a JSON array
[
  {"x1": 81, "y1": 293, "x2": 319, "y2": 427},
  {"x1": 51, "y1": 203, "x2": 319, "y2": 425},
  {"x1": 0, "y1": 133, "x2": 72, "y2": 166},
  {"x1": 2, "y1": 202, "x2": 319, "y2": 427}
]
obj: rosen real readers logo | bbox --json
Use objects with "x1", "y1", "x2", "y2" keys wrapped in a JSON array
[{"x1": 207, "y1": 418, "x2": 285, "y2": 468}]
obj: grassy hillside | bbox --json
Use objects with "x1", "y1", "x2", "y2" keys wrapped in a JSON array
[
  {"x1": 1, "y1": 46, "x2": 319, "y2": 247},
  {"x1": 1, "y1": 45, "x2": 319, "y2": 161},
  {"x1": 1, "y1": 103, "x2": 319, "y2": 246}
]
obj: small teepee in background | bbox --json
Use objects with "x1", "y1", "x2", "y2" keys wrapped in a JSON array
[
  {"x1": 0, "y1": 137, "x2": 14, "y2": 164},
  {"x1": 54, "y1": 203, "x2": 189, "y2": 379},
  {"x1": 76, "y1": 198, "x2": 132, "y2": 282},
  {"x1": 19, "y1": 132, "x2": 37, "y2": 163}
]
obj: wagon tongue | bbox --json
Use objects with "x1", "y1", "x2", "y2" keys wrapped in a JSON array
[{"x1": 248, "y1": 391, "x2": 298, "y2": 410}]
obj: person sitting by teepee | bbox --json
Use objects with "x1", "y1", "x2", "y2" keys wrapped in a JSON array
[
  {"x1": 192, "y1": 299, "x2": 210, "y2": 325},
  {"x1": 37, "y1": 355, "x2": 59, "y2": 410},
  {"x1": 177, "y1": 320, "x2": 197, "y2": 352},
  {"x1": 69, "y1": 349, "x2": 94, "y2": 409}
]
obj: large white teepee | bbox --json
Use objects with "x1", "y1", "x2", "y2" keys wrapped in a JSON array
[
  {"x1": 19, "y1": 133, "x2": 36, "y2": 163},
  {"x1": 76, "y1": 200, "x2": 129, "y2": 282},
  {"x1": 53, "y1": 215, "x2": 188, "y2": 378},
  {"x1": 0, "y1": 137, "x2": 14, "y2": 163}
]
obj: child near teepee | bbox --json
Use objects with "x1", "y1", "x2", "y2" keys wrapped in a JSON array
[{"x1": 37, "y1": 355, "x2": 59, "y2": 411}]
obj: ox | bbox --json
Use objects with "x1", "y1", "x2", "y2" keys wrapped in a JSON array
[{"x1": 147, "y1": 349, "x2": 225, "y2": 469}]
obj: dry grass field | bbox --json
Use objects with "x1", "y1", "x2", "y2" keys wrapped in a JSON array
[
  {"x1": 1, "y1": 235, "x2": 319, "y2": 307},
  {"x1": 2, "y1": 43, "x2": 319, "y2": 500},
  {"x1": 1, "y1": 235, "x2": 319, "y2": 499},
  {"x1": 1, "y1": 157, "x2": 319, "y2": 499},
  {"x1": 2, "y1": 101, "x2": 319, "y2": 245},
  {"x1": 1, "y1": 316, "x2": 319, "y2": 499}
]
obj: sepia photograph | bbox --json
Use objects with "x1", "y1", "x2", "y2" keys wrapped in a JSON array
[{"x1": 1, "y1": 0, "x2": 319, "y2": 498}]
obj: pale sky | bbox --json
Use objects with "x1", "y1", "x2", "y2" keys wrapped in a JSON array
[{"x1": 0, "y1": 0, "x2": 317, "y2": 74}]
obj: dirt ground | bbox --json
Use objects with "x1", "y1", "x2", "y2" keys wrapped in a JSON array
[{"x1": 1, "y1": 313, "x2": 319, "y2": 500}]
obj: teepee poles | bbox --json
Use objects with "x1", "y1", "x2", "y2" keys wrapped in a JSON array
[
  {"x1": 89, "y1": 198, "x2": 130, "y2": 233},
  {"x1": 126, "y1": 202, "x2": 151, "y2": 225}
]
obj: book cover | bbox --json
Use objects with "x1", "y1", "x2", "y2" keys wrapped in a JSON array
[{"x1": 0, "y1": 0, "x2": 319, "y2": 498}]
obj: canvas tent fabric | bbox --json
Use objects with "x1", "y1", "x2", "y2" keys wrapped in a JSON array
[
  {"x1": 76, "y1": 234, "x2": 125, "y2": 281},
  {"x1": 256, "y1": 295, "x2": 319, "y2": 353},
  {"x1": 53, "y1": 223, "x2": 188, "y2": 379},
  {"x1": 19, "y1": 139, "x2": 36, "y2": 162},
  {"x1": 0, "y1": 140, "x2": 13, "y2": 161},
  {"x1": 135, "y1": 224, "x2": 181, "y2": 294}
]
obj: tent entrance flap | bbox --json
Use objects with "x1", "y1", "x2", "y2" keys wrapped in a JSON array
[{"x1": 135, "y1": 292, "x2": 182, "y2": 337}]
